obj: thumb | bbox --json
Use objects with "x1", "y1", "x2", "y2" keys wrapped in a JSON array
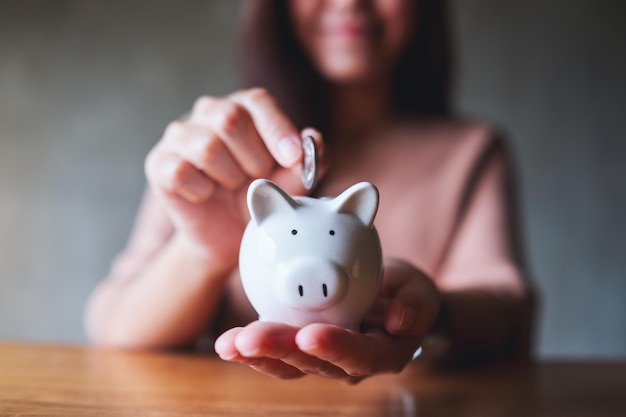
[
  {"x1": 269, "y1": 128, "x2": 326, "y2": 197},
  {"x1": 385, "y1": 299, "x2": 434, "y2": 337},
  {"x1": 382, "y1": 260, "x2": 442, "y2": 337}
]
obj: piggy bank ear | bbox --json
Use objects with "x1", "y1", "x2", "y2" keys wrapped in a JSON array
[
  {"x1": 247, "y1": 179, "x2": 299, "y2": 225},
  {"x1": 332, "y1": 182, "x2": 379, "y2": 227}
]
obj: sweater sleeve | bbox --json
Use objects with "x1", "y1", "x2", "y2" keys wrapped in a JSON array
[{"x1": 434, "y1": 132, "x2": 535, "y2": 361}]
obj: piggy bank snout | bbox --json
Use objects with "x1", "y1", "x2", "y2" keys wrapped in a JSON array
[{"x1": 276, "y1": 257, "x2": 348, "y2": 311}]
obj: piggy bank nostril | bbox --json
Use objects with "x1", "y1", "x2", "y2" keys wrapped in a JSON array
[{"x1": 296, "y1": 283, "x2": 331, "y2": 298}]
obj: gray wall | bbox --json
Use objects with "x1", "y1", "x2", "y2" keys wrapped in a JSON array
[
  {"x1": 453, "y1": 0, "x2": 626, "y2": 358},
  {"x1": 0, "y1": 1, "x2": 624, "y2": 358}
]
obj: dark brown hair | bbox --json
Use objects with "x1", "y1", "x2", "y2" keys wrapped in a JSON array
[{"x1": 238, "y1": 0, "x2": 452, "y2": 134}]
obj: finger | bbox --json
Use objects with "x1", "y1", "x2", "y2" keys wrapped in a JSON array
[
  {"x1": 296, "y1": 324, "x2": 419, "y2": 377},
  {"x1": 385, "y1": 301, "x2": 421, "y2": 336},
  {"x1": 232, "y1": 321, "x2": 298, "y2": 358},
  {"x1": 161, "y1": 120, "x2": 247, "y2": 190},
  {"x1": 379, "y1": 259, "x2": 423, "y2": 298},
  {"x1": 230, "y1": 88, "x2": 302, "y2": 167},
  {"x1": 215, "y1": 326, "x2": 305, "y2": 380},
  {"x1": 268, "y1": 127, "x2": 327, "y2": 198},
  {"x1": 145, "y1": 148, "x2": 215, "y2": 202},
  {"x1": 189, "y1": 97, "x2": 274, "y2": 177},
  {"x1": 214, "y1": 326, "x2": 243, "y2": 360},
  {"x1": 381, "y1": 260, "x2": 441, "y2": 336},
  {"x1": 232, "y1": 322, "x2": 349, "y2": 379}
]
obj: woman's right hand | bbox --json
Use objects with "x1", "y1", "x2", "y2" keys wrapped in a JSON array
[{"x1": 145, "y1": 88, "x2": 323, "y2": 273}]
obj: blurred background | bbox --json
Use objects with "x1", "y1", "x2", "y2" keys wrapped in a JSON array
[{"x1": 0, "y1": 0, "x2": 624, "y2": 358}]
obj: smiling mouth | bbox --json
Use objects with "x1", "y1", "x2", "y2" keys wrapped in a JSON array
[{"x1": 322, "y1": 16, "x2": 380, "y2": 42}]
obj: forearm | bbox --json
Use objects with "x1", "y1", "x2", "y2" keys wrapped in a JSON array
[
  {"x1": 85, "y1": 234, "x2": 234, "y2": 349},
  {"x1": 435, "y1": 286, "x2": 535, "y2": 365}
]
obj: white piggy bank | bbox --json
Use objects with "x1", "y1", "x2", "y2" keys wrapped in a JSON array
[{"x1": 239, "y1": 179, "x2": 383, "y2": 331}]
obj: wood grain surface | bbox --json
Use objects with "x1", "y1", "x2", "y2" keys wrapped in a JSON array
[{"x1": 0, "y1": 342, "x2": 624, "y2": 416}]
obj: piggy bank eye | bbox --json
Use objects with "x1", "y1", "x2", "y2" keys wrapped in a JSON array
[
  {"x1": 291, "y1": 229, "x2": 298, "y2": 235},
  {"x1": 329, "y1": 230, "x2": 335, "y2": 236}
]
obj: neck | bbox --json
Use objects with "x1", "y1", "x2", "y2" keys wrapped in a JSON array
[{"x1": 330, "y1": 80, "x2": 392, "y2": 141}]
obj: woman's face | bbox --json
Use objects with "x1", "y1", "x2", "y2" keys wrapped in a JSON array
[{"x1": 288, "y1": 0, "x2": 417, "y2": 84}]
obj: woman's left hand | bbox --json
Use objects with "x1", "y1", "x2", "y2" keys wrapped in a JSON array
[{"x1": 214, "y1": 259, "x2": 442, "y2": 383}]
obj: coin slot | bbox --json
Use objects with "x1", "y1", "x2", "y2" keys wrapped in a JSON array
[
  {"x1": 298, "y1": 285, "x2": 304, "y2": 297},
  {"x1": 322, "y1": 284, "x2": 328, "y2": 297}
]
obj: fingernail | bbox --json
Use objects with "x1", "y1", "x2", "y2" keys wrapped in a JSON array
[
  {"x1": 235, "y1": 339, "x2": 259, "y2": 357},
  {"x1": 296, "y1": 337, "x2": 318, "y2": 352},
  {"x1": 277, "y1": 136, "x2": 301, "y2": 165},
  {"x1": 295, "y1": 329, "x2": 319, "y2": 352},
  {"x1": 214, "y1": 339, "x2": 237, "y2": 360},
  {"x1": 396, "y1": 306, "x2": 416, "y2": 332}
]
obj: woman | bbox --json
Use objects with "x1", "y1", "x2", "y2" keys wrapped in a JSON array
[{"x1": 85, "y1": 0, "x2": 534, "y2": 382}]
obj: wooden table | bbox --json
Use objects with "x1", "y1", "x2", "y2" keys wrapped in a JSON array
[{"x1": 0, "y1": 342, "x2": 624, "y2": 416}]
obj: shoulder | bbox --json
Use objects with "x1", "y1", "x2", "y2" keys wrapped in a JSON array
[{"x1": 408, "y1": 117, "x2": 507, "y2": 155}]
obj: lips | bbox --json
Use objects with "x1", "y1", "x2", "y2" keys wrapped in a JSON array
[{"x1": 322, "y1": 17, "x2": 379, "y2": 42}]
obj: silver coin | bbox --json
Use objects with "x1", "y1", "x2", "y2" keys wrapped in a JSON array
[{"x1": 301, "y1": 135, "x2": 318, "y2": 190}]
